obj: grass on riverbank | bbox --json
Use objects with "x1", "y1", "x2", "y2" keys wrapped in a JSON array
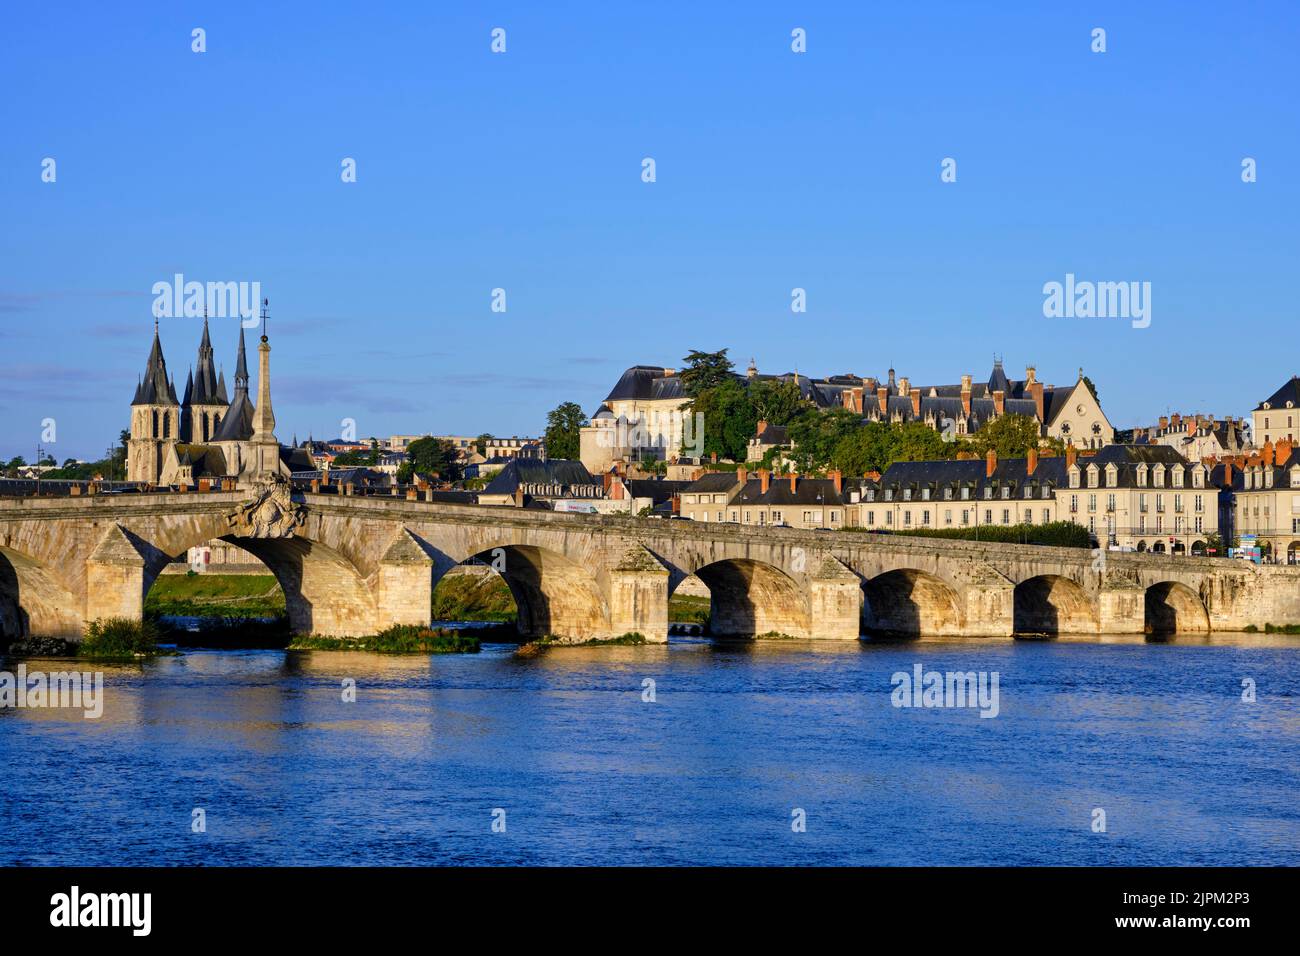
[
  {"x1": 290, "y1": 624, "x2": 481, "y2": 654},
  {"x1": 145, "y1": 573, "x2": 286, "y2": 617},
  {"x1": 432, "y1": 572, "x2": 518, "y2": 622},
  {"x1": 668, "y1": 593, "x2": 710, "y2": 625},
  {"x1": 1244, "y1": 623, "x2": 1300, "y2": 635}
]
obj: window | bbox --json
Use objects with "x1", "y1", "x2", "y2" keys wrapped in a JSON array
[
  {"x1": 961, "y1": 509, "x2": 970, "y2": 526},
  {"x1": 1156, "y1": 494, "x2": 1164, "y2": 513},
  {"x1": 867, "y1": 511, "x2": 875, "y2": 526},
  {"x1": 1002, "y1": 509, "x2": 1010, "y2": 524},
  {"x1": 885, "y1": 511, "x2": 893, "y2": 526},
  {"x1": 984, "y1": 509, "x2": 992, "y2": 524},
  {"x1": 830, "y1": 511, "x2": 839, "y2": 523},
  {"x1": 717, "y1": 511, "x2": 723, "y2": 522},
  {"x1": 771, "y1": 511, "x2": 782, "y2": 524},
  {"x1": 904, "y1": 511, "x2": 912, "y2": 526},
  {"x1": 1070, "y1": 494, "x2": 1078, "y2": 513},
  {"x1": 1024, "y1": 509, "x2": 1033, "y2": 524},
  {"x1": 1042, "y1": 508, "x2": 1050, "y2": 523},
  {"x1": 1107, "y1": 494, "x2": 1115, "y2": 512},
  {"x1": 922, "y1": 510, "x2": 931, "y2": 526},
  {"x1": 944, "y1": 509, "x2": 953, "y2": 525},
  {"x1": 803, "y1": 511, "x2": 812, "y2": 523},
  {"x1": 1088, "y1": 494, "x2": 1097, "y2": 512}
]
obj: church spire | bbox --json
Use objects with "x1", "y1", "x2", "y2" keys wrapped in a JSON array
[{"x1": 249, "y1": 298, "x2": 280, "y2": 475}]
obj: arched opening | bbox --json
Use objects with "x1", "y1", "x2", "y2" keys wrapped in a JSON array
[
  {"x1": 0, "y1": 546, "x2": 83, "y2": 643},
  {"x1": 1172, "y1": 541, "x2": 1186, "y2": 556},
  {"x1": 143, "y1": 539, "x2": 288, "y2": 646},
  {"x1": 1144, "y1": 581, "x2": 1210, "y2": 635},
  {"x1": 685, "y1": 558, "x2": 809, "y2": 639},
  {"x1": 1287, "y1": 541, "x2": 1300, "y2": 566},
  {"x1": 460, "y1": 545, "x2": 606, "y2": 642},
  {"x1": 1191, "y1": 540, "x2": 1206, "y2": 557},
  {"x1": 1136, "y1": 540, "x2": 1147, "y2": 553},
  {"x1": 667, "y1": 573, "x2": 711, "y2": 635},
  {"x1": 144, "y1": 534, "x2": 376, "y2": 638},
  {"x1": 1152, "y1": 542, "x2": 1166, "y2": 554},
  {"x1": 431, "y1": 557, "x2": 519, "y2": 635},
  {"x1": 864, "y1": 568, "x2": 962, "y2": 638},
  {"x1": 1013, "y1": 574, "x2": 1097, "y2": 636}
]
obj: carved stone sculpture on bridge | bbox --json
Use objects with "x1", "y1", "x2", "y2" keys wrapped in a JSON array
[{"x1": 225, "y1": 475, "x2": 305, "y2": 539}]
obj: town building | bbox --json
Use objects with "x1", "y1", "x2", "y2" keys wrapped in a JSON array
[
  {"x1": 1235, "y1": 440, "x2": 1300, "y2": 563},
  {"x1": 679, "y1": 467, "x2": 850, "y2": 529},
  {"x1": 484, "y1": 437, "x2": 545, "y2": 461},
  {"x1": 1135, "y1": 413, "x2": 1248, "y2": 460},
  {"x1": 580, "y1": 358, "x2": 1116, "y2": 475},
  {"x1": 1252, "y1": 376, "x2": 1300, "y2": 447}
]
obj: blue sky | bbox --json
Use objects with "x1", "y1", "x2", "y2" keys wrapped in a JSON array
[{"x1": 2, "y1": 1, "x2": 1297, "y2": 460}]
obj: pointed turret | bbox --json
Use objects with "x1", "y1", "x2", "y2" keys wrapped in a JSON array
[
  {"x1": 132, "y1": 322, "x2": 177, "y2": 406},
  {"x1": 212, "y1": 324, "x2": 255, "y2": 444}
]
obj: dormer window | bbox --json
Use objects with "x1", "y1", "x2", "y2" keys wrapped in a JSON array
[
  {"x1": 1087, "y1": 466, "x2": 1099, "y2": 488},
  {"x1": 1069, "y1": 468, "x2": 1080, "y2": 489},
  {"x1": 1291, "y1": 468, "x2": 1300, "y2": 489},
  {"x1": 960, "y1": 486, "x2": 970, "y2": 500},
  {"x1": 983, "y1": 486, "x2": 992, "y2": 500},
  {"x1": 1105, "y1": 464, "x2": 1118, "y2": 488},
  {"x1": 1172, "y1": 466, "x2": 1184, "y2": 488},
  {"x1": 1136, "y1": 464, "x2": 1147, "y2": 487}
]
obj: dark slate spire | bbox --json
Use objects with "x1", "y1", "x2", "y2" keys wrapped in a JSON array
[
  {"x1": 234, "y1": 325, "x2": 249, "y2": 390},
  {"x1": 182, "y1": 367, "x2": 194, "y2": 406},
  {"x1": 213, "y1": 324, "x2": 255, "y2": 443},
  {"x1": 216, "y1": 366, "x2": 229, "y2": 404},
  {"x1": 132, "y1": 321, "x2": 178, "y2": 406},
  {"x1": 988, "y1": 357, "x2": 1010, "y2": 395},
  {"x1": 190, "y1": 313, "x2": 223, "y2": 405}
]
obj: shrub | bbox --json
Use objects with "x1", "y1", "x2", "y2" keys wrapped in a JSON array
[{"x1": 81, "y1": 617, "x2": 164, "y2": 658}]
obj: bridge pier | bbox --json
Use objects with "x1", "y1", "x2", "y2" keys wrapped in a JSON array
[
  {"x1": 1098, "y1": 575, "x2": 1145, "y2": 633},
  {"x1": 607, "y1": 546, "x2": 669, "y2": 643},
  {"x1": 374, "y1": 530, "x2": 435, "y2": 630},
  {"x1": 84, "y1": 524, "x2": 146, "y2": 629},
  {"x1": 808, "y1": 557, "x2": 864, "y2": 640},
  {"x1": 955, "y1": 566, "x2": 1015, "y2": 637}
]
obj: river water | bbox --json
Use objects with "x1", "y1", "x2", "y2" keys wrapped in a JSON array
[{"x1": 2, "y1": 631, "x2": 1298, "y2": 865}]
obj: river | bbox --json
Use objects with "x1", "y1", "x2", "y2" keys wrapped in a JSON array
[{"x1": 2, "y1": 631, "x2": 1298, "y2": 865}]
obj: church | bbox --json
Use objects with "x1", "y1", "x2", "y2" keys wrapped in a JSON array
[{"x1": 126, "y1": 308, "x2": 310, "y2": 486}]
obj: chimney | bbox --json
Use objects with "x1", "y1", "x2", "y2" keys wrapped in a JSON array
[
  {"x1": 1158, "y1": 416, "x2": 1168, "y2": 430},
  {"x1": 985, "y1": 449, "x2": 997, "y2": 478},
  {"x1": 877, "y1": 387, "x2": 889, "y2": 415},
  {"x1": 757, "y1": 419, "x2": 768, "y2": 436},
  {"x1": 1223, "y1": 461, "x2": 1233, "y2": 486},
  {"x1": 759, "y1": 469, "x2": 770, "y2": 494},
  {"x1": 789, "y1": 472, "x2": 798, "y2": 492},
  {"x1": 911, "y1": 390, "x2": 921, "y2": 417},
  {"x1": 899, "y1": 376, "x2": 910, "y2": 397},
  {"x1": 960, "y1": 375, "x2": 972, "y2": 417},
  {"x1": 1171, "y1": 413, "x2": 1181, "y2": 428},
  {"x1": 1263, "y1": 441, "x2": 1275, "y2": 466},
  {"x1": 1027, "y1": 448, "x2": 1038, "y2": 476},
  {"x1": 1030, "y1": 381, "x2": 1044, "y2": 421},
  {"x1": 1025, "y1": 366, "x2": 1036, "y2": 385},
  {"x1": 310, "y1": 478, "x2": 321, "y2": 493},
  {"x1": 405, "y1": 487, "x2": 418, "y2": 501},
  {"x1": 1277, "y1": 439, "x2": 1292, "y2": 466},
  {"x1": 829, "y1": 469, "x2": 842, "y2": 494},
  {"x1": 1187, "y1": 418, "x2": 1197, "y2": 436},
  {"x1": 737, "y1": 465, "x2": 748, "y2": 486},
  {"x1": 993, "y1": 389, "x2": 1005, "y2": 416},
  {"x1": 603, "y1": 472, "x2": 613, "y2": 494}
]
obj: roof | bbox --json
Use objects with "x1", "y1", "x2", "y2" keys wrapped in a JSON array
[
  {"x1": 1255, "y1": 376, "x2": 1300, "y2": 412},
  {"x1": 212, "y1": 391, "x2": 255, "y2": 442},
  {"x1": 132, "y1": 325, "x2": 179, "y2": 406},
  {"x1": 482, "y1": 458, "x2": 598, "y2": 497},
  {"x1": 172, "y1": 443, "x2": 228, "y2": 477}
]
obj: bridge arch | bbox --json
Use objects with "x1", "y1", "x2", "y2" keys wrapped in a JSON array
[
  {"x1": 1013, "y1": 574, "x2": 1098, "y2": 636},
  {"x1": 1144, "y1": 581, "x2": 1210, "y2": 635},
  {"x1": 459, "y1": 543, "x2": 608, "y2": 641},
  {"x1": 0, "y1": 545, "x2": 83, "y2": 640},
  {"x1": 141, "y1": 522, "x2": 377, "y2": 637},
  {"x1": 863, "y1": 568, "x2": 963, "y2": 638},
  {"x1": 677, "y1": 558, "x2": 810, "y2": 639}
]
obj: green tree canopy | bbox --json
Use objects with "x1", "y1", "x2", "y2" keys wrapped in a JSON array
[
  {"x1": 964, "y1": 414, "x2": 1061, "y2": 459},
  {"x1": 679, "y1": 349, "x2": 735, "y2": 397},
  {"x1": 398, "y1": 436, "x2": 460, "y2": 483},
  {"x1": 543, "y1": 401, "x2": 586, "y2": 461}
]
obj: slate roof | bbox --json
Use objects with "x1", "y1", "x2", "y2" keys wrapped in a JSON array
[
  {"x1": 1255, "y1": 376, "x2": 1300, "y2": 411},
  {"x1": 172, "y1": 443, "x2": 228, "y2": 477},
  {"x1": 131, "y1": 325, "x2": 179, "y2": 406},
  {"x1": 482, "y1": 459, "x2": 598, "y2": 496}
]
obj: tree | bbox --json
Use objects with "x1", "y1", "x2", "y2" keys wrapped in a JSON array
[
  {"x1": 1081, "y1": 375, "x2": 1099, "y2": 405},
  {"x1": 966, "y1": 414, "x2": 1060, "y2": 459},
  {"x1": 786, "y1": 408, "x2": 862, "y2": 472},
  {"x1": 690, "y1": 377, "x2": 756, "y2": 462},
  {"x1": 474, "y1": 433, "x2": 493, "y2": 456},
  {"x1": 679, "y1": 349, "x2": 735, "y2": 397},
  {"x1": 399, "y1": 436, "x2": 459, "y2": 483},
  {"x1": 544, "y1": 402, "x2": 586, "y2": 461},
  {"x1": 749, "y1": 377, "x2": 805, "y2": 426},
  {"x1": 830, "y1": 421, "x2": 959, "y2": 476}
]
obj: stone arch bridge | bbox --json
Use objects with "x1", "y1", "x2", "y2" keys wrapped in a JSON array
[{"x1": 2, "y1": 484, "x2": 1297, "y2": 642}]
